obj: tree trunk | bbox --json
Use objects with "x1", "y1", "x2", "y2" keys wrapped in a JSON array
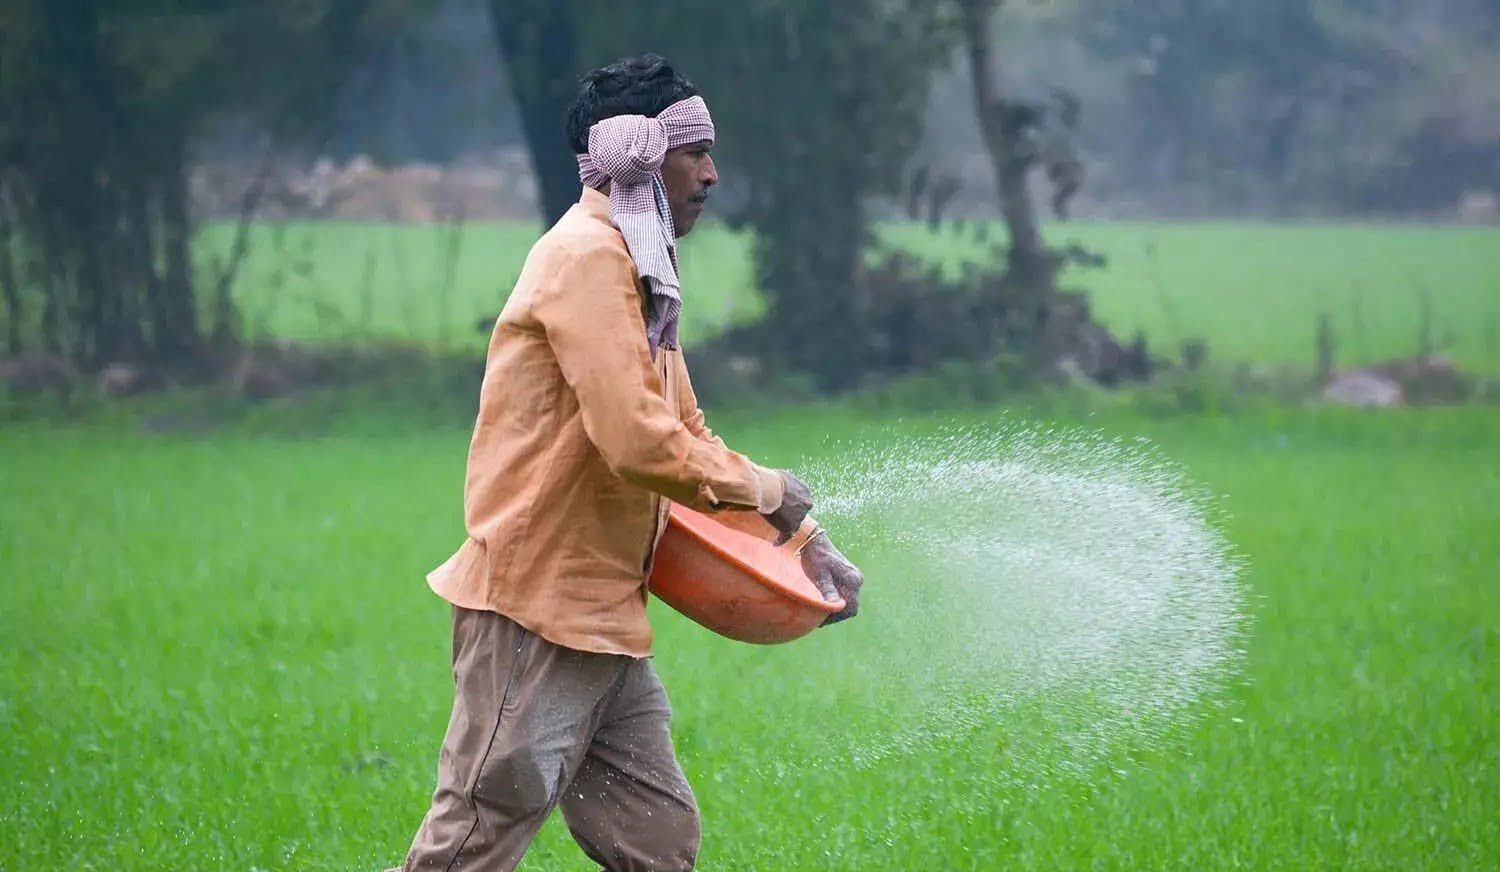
[
  {"x1": 8, "y1": 0, "x2": 209, "y2": 371},
  {"x1": 960, "y1": 0, "x2": 1049, "y2": 284},
  {"x1": 117, "y1": 165, "x2": 160, "y2": 365},
  {"x1": 959, "y1": 0, "x2": 1078, "y2": 375},
  {"x1": 47, "y1": 0, "x2": 115, "y2": 366},
  {"x1": 489, "y1": 0, "x2": 583, "y2": 228},
  {"x1": 153, "y1": 123, "x2": 204, "y2": 366},
  {"x1": 0, "y1": 194, "x2": 23, "y2": 354}
]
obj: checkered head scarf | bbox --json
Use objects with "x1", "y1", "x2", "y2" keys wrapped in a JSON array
[{"x1": 576, "y1": 95, "x2": 715, "y2": 354}]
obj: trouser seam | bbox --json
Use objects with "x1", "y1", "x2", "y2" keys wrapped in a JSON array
[{"x1": 444, "y1": 625, "x2": 531, "y2": 872}]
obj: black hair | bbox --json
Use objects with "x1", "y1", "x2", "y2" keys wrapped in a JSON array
[{"x1": 565, "y1": 54, "x2": 700, "y2": 154}]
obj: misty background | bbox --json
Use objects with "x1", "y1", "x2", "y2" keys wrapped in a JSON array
[
  {"x1": 254, "y1": 0, "x2": 1500, "y2": 221},
  {"x1": 2, "y1": 0, "x2": 1497, "y2": 401}
]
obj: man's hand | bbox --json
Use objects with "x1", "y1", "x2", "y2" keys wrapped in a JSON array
[
  {"x1": 764, "y1": 470, "x2": 813, "y2": 545},
  {"x1": 800, "y1": 534, "x2": 863, "y2": 626}
]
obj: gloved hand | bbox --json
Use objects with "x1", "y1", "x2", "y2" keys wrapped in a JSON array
[
  {"x1": 799, "y1": 533, "x2": 864, "y2": 626},
  {"x1": 764, "y1": 470, "x2": 813, "y2": 545}
]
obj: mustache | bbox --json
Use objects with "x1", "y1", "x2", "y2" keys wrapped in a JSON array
[{"x1": 689, "y1": 188, "x2": 710, "y2": 204}]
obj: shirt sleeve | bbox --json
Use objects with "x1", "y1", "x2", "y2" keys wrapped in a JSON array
[{"x1": 534, "y1": 240, "x2": 784, "y2": 514}]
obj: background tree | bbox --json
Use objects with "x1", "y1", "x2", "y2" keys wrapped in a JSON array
[
  {"x1": 671, "y1": 3, "x2": 958, "y2": 390},
  {"x1": 1069, "y1": 0, "x2": 1500, "y2": 213},
  {"x1": 8, "y1": 0, "x2": 1493, "y2": 389},
  {"x1": 0, "y1": 0, "x2": 425, "y2": 372},
  {"x1": 947, "y1": 0, "x2": 1137, "y2": 380}
]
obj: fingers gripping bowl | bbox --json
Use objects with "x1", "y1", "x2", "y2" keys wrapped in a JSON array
[{"x1": 648, "y1": 504, "x2": 844, "y2": 644}]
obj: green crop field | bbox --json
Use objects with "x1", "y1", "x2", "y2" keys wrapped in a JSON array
[
  {"x1": 205, "y1": 220, "x2": 1500, "y2": 373},
  {"x1": 3, "y1": 220, "x2": 1497, "y2": 869},
  {"x1": 2, "y1": 404, "x2": 1495, "y2": 870}
]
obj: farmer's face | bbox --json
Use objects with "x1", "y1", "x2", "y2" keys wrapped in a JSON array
[{"x1": 661, "y1": 140, "x2": 717, "y2": 237}]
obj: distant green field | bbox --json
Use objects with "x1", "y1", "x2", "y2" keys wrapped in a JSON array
[
  {"x1": 198, "y1": 220, "x2": 762, "y2": 351},
  {"x1": 204, "y1": 220, "x2": 1500, "y2": 372},
  {"x1": 2, "y1": 406, "x2": 1495, "y2": 869}
]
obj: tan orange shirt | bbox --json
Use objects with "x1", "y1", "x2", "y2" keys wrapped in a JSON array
[{"x1": 427, "y1": 188, "x2": 792, "y2": 657}]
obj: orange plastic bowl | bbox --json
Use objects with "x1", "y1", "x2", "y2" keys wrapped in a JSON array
[{"x1": 648, "y1": 504, "x2": 843, "y2": 644}]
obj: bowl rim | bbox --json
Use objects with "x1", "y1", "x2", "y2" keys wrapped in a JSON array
[{"x1": 664, "y1": 504, "x2": 844, "y2": 614}]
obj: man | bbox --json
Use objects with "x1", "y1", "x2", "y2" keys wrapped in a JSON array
[{"x1": 397, "y1": 54, "x2": 864, "y2": 871}]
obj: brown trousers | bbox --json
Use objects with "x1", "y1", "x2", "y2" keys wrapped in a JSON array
[{"x1": 402, "y1": 606, "x2": 699, "y2": 871}]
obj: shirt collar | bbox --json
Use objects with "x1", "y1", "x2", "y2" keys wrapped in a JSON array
[{"x1": 579, "y1": 186, "x2": 611, "y2": 222}]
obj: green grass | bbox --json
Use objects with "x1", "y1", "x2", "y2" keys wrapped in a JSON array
[
  {"x1": 204, "y1": 220, "x2": 1500, "y2": 372},
  {"x1": 200, "y1": 220, "x2": 761, "y2": 351},
  {"x1": 2, "y1": 405, "x2": 1495, "y2": 869}
]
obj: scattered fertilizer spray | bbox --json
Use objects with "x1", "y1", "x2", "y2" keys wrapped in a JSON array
[{"x1": 801, "y1": 419, "x2": 1247, "y2": 785}]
